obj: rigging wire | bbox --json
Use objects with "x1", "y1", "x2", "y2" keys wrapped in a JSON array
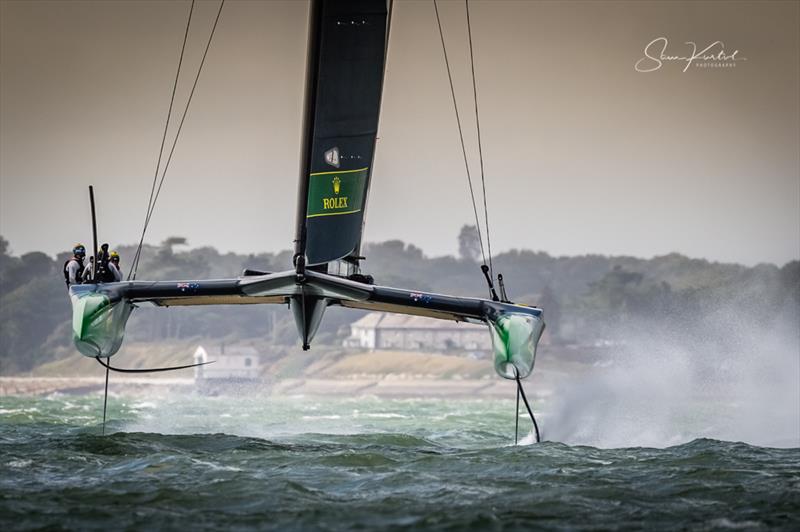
[
  {"x1": 129, "y1": 0, "x2": 195, "y2": 280},
  {"x1": 130, "y1": 0, "x2": 226, "y2": 279},
  {"x1": 141, "y1": 0, "x2": 225, "y2": 245},
  {"x1": 464, "y1": 0, "x2": 494, "y2": 280},
  {"x1": 433, "y1": 0, "x2": 500, "y2": 301},
  {"x1": 433, "y1": 0, "x2": 487, "y2": 271}
]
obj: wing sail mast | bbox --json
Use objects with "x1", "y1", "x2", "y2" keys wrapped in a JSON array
[{"x1": 293, "y1": 0, "x2": 390, "y2": 271}]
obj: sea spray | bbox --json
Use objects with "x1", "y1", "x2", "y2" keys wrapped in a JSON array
[{"x1": 546, "y1": 294, "x2": 800, "y2": 448}]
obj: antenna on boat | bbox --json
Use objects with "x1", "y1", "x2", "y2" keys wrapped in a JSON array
[{"x1": 89, "y1": 186, "x2": 99, "y2": 283}]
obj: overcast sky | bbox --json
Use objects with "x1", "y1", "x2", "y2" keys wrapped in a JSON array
[{"x1": 1, "y1": 0, "x2": 798, "y2": 266}]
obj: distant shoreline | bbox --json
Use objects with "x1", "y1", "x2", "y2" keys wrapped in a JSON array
[{"x1": 0, "y1": 376, "x2": 545, "y2": 400}]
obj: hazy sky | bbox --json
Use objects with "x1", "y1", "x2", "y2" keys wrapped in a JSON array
[{"x1": 1, "y1": 0, "x2": 798, "y2": 266}]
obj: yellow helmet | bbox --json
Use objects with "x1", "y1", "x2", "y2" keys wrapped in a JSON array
[{"x1": 109, "y1": 251, "x2": 120, "y2": 261}]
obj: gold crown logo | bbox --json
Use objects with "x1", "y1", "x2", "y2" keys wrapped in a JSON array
[{"x1": 333, "y1": 176, "x2": 341, "y2": 195}]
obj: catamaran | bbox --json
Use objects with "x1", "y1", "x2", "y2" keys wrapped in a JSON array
[{"x1": 68, "y1": 0, "x2": 545, "y2": 440}]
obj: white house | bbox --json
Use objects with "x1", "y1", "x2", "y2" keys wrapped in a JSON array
[
  {"x1": 193, "y1": 344, "x2": 262, "y2": 383},
  {"x1": 344, "y1": 312, "x2": 491, "y2": 352}
]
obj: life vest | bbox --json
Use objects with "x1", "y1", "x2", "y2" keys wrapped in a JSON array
[
  {"x1": 96, "y1": 250, "x2": 116, "y2": 283},
  {"x1": 100, "y1": 263, "x2": 116, "y2": 283},
  {"x1": 63, "y1": 257, "x2": 85, "y2": 286}
]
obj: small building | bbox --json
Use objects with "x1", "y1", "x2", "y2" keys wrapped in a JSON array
[
  {"x1": 194, "y1": 344, "x2": 263, "y2": 393},
  {"x1": 344, "y1": 312, "x2": 491, "y2": 352}
]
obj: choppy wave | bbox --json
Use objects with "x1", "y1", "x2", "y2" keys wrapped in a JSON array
[{"x1": 1, "y1": 395, "x2": 798, "y2": 530}]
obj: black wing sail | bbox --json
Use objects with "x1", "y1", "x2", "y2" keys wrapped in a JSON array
[{"x1": 294, "y1": 0, "x2": 390, "y2": 268}]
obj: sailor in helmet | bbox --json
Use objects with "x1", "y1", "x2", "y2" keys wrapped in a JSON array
[
  {"x1": 108, "y1": 250, "x2": 123, "y2": 282},
  {"x1": 84, "y1": 249, "x2": 123, "y2": 283},
  {"x1": 63, "y1": 244, "x2": 86, "y2": 287}
]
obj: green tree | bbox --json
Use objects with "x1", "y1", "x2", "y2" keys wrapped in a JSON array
[{"x1": 458, "y1": 225, "x2": 481, "y2": 262}]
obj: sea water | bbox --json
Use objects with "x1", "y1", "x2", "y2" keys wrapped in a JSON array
[{"x1": 1, "y1": 393, "x2": 798, "y2": 530}]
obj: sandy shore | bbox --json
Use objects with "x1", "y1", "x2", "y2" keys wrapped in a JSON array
[{"x1": 0, "y1": 375, "x2": 548, "y2": 400}]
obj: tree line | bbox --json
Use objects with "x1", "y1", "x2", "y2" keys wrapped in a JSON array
[{"x1": 0, "y1": 229, "x2": 797, "y2": 374}]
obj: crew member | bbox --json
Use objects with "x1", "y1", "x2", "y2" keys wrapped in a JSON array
[
  {"x1": 96, "y1": 243, "x2": 111, "y2": 282},
  {"x1": 108, "y1": 251, "x2": 123, "y2": 282},
  {"x1": 83, "y1": 256, "x2": 95, "y2": 283},
  {"x1": 63, "y1": 244, "x2": 86, "y2": 287}
]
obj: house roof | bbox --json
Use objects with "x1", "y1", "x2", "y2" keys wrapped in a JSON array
[
  {"x1": 196, "y1": 345, "x2": 259, "y2": 357},
  {"x1": 350, "y1": 312, "x2": 486, "y2": 331},
  {"x1": 350, "y1": 312, "x2": 384, "y2": 329}
]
